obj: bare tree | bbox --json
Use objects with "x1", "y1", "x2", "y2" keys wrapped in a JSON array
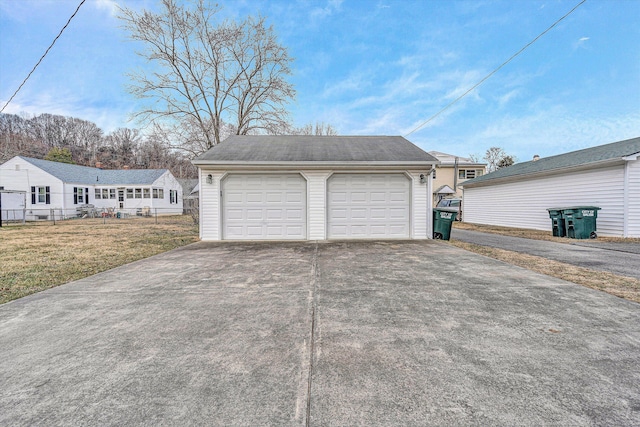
[
  {"x1": 292, "y1": 122, "x2": 338, "y2": 136},
  {"x1": 483, "y1": 146, "x2": 517, "y2": 172},
  {"x1": 104, "y1": 128, "x2": 141, "y2": 168},
  {"x1": 119, "y1": 0, "x2": 296, "y2": 155}
]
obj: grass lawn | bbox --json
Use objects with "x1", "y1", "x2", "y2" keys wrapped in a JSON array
[
  {"x1": 0, "y1": 216, "x2": 199, "y2": 304},
  {"x1": 451, "y1": 222, "x2": 640, "y2": 303}
]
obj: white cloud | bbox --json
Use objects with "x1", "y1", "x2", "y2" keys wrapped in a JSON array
[
  {"x1": 94, "y1": 0, "x2": 120, "y2": 17},
  {"x1": 310, "y1": 0, "x2": 344, "y2": 20}
]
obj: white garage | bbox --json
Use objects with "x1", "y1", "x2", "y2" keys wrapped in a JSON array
[
  {"x1": 193, "y1": 135, "x2": 438, "y2": 241},
  {"x1": 460, "y1": 137, "x2": 640, "y2": 238}
]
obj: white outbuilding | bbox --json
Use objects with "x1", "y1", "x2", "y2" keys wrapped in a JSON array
[
  {"x1": 192, "y1": 135, "x2": 438, "y2": 241},
  {"x1": 460, "y1": 137, "x2": 640, "y2": 237}
]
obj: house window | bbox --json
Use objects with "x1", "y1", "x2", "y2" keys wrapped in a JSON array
[
  {"x1": 95, "y1": 188, "x2": 101, "y2": 199},
  {"x1": 109, "y1": 189, "x2": 116, "y2": 199},
  {"x1": 458, "y1": 169, "x2": 476, "y2": 180},
  {"x1": 153, "y1": 188, "x2": 164, "y2": 199},
  {"x1": 102, "y1": 189, "x2": 109, "y2": 199},
  {"x1": 31, "y1": 186, "x2": 50, "y2": 204},
  {"x1": 169, "y1": 190, "x2": 178, "y2": 204},
  {"x1": 143, "y1": 188, "x2": 151, "y2": 198},
  {"x1": 135, "y1": 188, "x2": 142, "y2": 199},
  {"x1": 74, "y1": 187, "x2": 89, "y2": 204},
  {"x1": 126, "y1": 188, "x2": 134, "y2": 199}
]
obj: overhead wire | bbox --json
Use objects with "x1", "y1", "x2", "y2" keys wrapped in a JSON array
[
  {"x1": 404, "y1": 0, "x2": 587, "y2": 137},
  {"x1": 0, "y1": 0, "x2": 87, "y2": 114}
]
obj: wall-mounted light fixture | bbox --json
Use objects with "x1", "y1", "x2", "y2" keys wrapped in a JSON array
[
  {"x1": 419, "y1": 173, "x2": 428, "y2": 184},
  {"x1": 206, "y1": 174, "x2": 213, "y2": 184}
]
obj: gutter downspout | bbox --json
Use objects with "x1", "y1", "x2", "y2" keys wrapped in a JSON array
[{"x1": 453, "y1": 157, "x2": 459, "y2": 196}]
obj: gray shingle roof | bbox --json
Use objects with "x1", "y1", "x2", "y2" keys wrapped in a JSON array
[
  {"x1": 193, "y1": 135, "x2": 438, "y2": 164},
  {"x1": 461, "y1": 137, "x2": 640, "y2": 187},
  {"x1": 20, "y1": 157, "x2": 168, "y2": 185}
]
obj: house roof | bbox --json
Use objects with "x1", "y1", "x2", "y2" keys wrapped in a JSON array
[
  {"x1": 434, "y1": 184, "x2": 456, "y2": 194},
  {"x1": 177, "y1": 178, "x2": 198, "y2": 195},
  {"x1": 461, "y1": 137, "x2": 640, "y2": 188},
  {"x1": 18, "y1": 157, "x2": 168, "y2": 185},
  {"x1": 428, "y1": 151, "x2": 486, "y2": 166},
  {"x1": 193, "y1": 135, "x2": 438, "y2": 165}
]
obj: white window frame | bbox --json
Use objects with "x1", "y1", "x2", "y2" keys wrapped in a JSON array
[{"x1": 37, "y1": 186, "x2": 47, "y2": 204}]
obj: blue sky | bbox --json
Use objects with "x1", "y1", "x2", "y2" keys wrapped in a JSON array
[{"x1": 1, "y1": 0, "x2": 639, "y2": 162}]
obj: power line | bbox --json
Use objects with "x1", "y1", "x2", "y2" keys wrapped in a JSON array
[
  {"x1": 404, "y1": 0, "x2": 587, "y2": 137},
  {"x1": 0, "y1": 0, "x2": 87, "y2": 114}
]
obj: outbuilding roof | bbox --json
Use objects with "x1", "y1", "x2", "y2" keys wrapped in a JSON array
[
  {"x1": 193, "y1": 135, "x2": 438, "y2": 165},
  {"x1": 19, "y1": 156, "x2": 168, "y2": 185},
  {"x1": 461, "y1": 137, "x2": 640, "y2": 187}
]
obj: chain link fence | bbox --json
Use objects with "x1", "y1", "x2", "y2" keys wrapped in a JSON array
[{"x1": 1, "y1": 206, "x2": 199, "y2": 226}]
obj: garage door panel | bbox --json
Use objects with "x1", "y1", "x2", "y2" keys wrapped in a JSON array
[
  {"x1": 328, "y1": 174, "x2": 410, "y2": 239},
  {"x1": 286, "y1": 209, "x2": 303, "y2": 220},
  {"x1": 331, "y1": 192, "x2": 347, "y2": 203},
  {"x1": 222, "y1": 174, "x2": 306, "y2": 240}
]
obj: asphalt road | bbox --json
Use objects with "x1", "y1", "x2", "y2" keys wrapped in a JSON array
[
  {"x1": 1, "y1": 241, "x2": 639, "y2": 426},
  {"x1": 451, "y1": 229, "x2": 640, "y2": 280}
]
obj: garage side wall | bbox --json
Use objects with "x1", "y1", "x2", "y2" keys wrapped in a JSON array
[
  {"x1": 199, "y1": 169, "x2": 222, "y2": 240},
  {"x1": 463, "y1": 165, "x2": 625, "y2": 237},
  {"x1": 627, "y1": 158, "x2": 640, "y2": 238},
  {"x1": 409, "y1": 170, "x2": 430, "y2": 239}
]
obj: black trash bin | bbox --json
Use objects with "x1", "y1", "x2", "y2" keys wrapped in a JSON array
[
  {"x1": 563, "y1": 207, "x2": 601, "y2": 239},
  {"x1": 433, "y1": 208, "x2": 458, "y2": 240},
  {"x1": 546, "y1": 208, "x2": 566, "y2": 237}
]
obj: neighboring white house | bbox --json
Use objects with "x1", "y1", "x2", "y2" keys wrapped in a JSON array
[
  {"x1": 192, "y1": 135, "x2": 438, "y2": 241},
  {"x1": 460, "y1": 137, "x2": 640, "y2": 238},
  {"x1": 0, "y1": 156, "x2": 184, "y2": 220}
]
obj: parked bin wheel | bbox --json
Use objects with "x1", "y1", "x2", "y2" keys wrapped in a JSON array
[
  {"x1": 590, "y1": 231, "x2": 597, "y2": 239},
  {"x1": 434, "y1": 232, "x2": 443, "y2": 240}
]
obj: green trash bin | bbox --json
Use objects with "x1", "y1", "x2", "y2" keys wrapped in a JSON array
[
  {"x1": 546, "y1": 208, "x2": 566, "y2": 237},
  {"x1": 433, "y1": 208, "x2": 458, "y2": 240},
  {"x1": 563, "y1": 206, "x2": 601, "y2": 239}
]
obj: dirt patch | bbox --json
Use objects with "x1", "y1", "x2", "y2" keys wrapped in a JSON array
[
  {"x1": 454, "y1": 221, "x2": 640, "y2": 244},
  {"x1": 0, "y1": 216, "x2": 199, "y2": 304}
]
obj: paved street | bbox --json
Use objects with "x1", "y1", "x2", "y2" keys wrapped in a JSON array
[{"x1": 451, "y1": 228, "x2": 640, "y2": 280}]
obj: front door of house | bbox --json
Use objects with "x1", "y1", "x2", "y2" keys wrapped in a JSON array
[{"x1": 118, "y1": 189, "x2": 124, "y2": 209}]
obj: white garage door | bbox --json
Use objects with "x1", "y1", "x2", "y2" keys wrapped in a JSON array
[
  {"x1": 327, "y1": 173, "x2": 411, "y2": 239},
  {"x1": 222, "y1": 174, "x2": 306, "y2": 240}
]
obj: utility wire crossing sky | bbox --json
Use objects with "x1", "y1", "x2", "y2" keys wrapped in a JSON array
[{"x1": 0, "y1": 0, "x2": 638, "y2": 162}]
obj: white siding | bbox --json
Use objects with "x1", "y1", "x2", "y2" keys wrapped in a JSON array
[
  {"x1": 408, "y1": 170, "x2": 431, "y2": 239},
  {"x1": 463, "y1": 165, "x2": 626, "y2": 237},
  {"x1": 199, "y1": 169, "x2": 223, "y2": 241},
  {"x1": 0, "y1": 157, "x2": 65, "y2": 217},
  {"x1": 626, "y1": 158, "x2": 640, "y2": 238},
  {"x1": 305, "y1": 171, "x2": 331, "y2": 240}
]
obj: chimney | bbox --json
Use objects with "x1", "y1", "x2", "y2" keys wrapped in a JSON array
[
  {"x1": 95, "y1": 161, "x2": 103, "y2": 169},
  {"x1": 123, "y1": 165, "x2": 130, "y2": 170},
  {"x1": 533, "y1": 155, "x2": 540, "y2": 161}
]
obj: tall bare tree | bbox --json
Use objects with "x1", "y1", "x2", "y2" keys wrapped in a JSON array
[{"x1": 119, "y1": 0, "x2": 296, "y2": 154}]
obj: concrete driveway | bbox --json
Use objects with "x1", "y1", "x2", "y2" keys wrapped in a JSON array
[
  {"x1": 451, "y1": 229, "x2": 640, "y2": 279},
  {"x1": 1, "y1": 241, "x2": 639, "y2": 426}
]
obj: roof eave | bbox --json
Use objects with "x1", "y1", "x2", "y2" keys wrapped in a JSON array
[
  {"x1": 192, "y1": 160, "x2": 439, "y2": 169},
  {"x1": 461, "y1": 158, "x2": 625, "y2": 188}
]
